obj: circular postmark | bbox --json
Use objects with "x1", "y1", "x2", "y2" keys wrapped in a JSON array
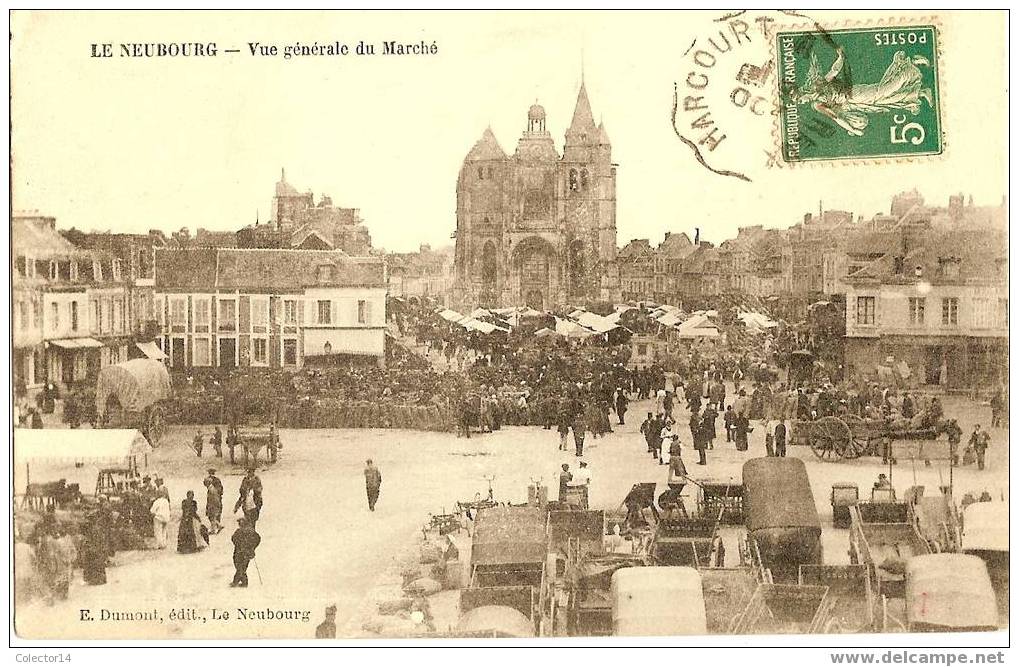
[{"x1": 671, "y1": 10, "x2": 838, "y2": 181}]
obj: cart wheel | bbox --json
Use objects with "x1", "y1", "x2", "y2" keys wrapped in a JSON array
[
  {"x1": 144, "y1": 405, "x2": 166, "y2": 447},
  {"x1": 810, "y1": 417, "x2": 853, "y2": 462}
]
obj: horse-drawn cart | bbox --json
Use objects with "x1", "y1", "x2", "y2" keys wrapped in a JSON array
[
  {"x1": 793, "y1": 415, "x2": 942, "y2": 463},
  {"x1": 95, "y1": 359, "x2": 171, "y2": 446}
]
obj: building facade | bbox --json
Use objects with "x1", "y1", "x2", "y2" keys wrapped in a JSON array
[
  {"x1": 387, "y1": 244, "x2": 454, "y2": 303},
  {"x1": 453, "y1": 80, "x2": 619, "y2": 310},
  {"x1": 13, "y1": 214, "x2": 138, "y2": 395},
  {"x1": 154, "y1": 248, "x2": 387, "y2": 370},
  {"x1": 844, "y1": 230, "x2": 1007, "y2": 389}
]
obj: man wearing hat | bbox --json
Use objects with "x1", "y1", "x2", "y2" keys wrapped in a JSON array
[
  {"x1": 363, "y1": 459, "x2": 382, "y2": 512},
  {"x1": 204, "y1": 468, "x2": 224, "y2": 534},
  {"x1": 234, "y1": 467, "x2": 264, "y2": 529},
  {"x1": 315, "y1": 605, "x2": 337, "y2": 638},
  {"x1": 230, "y1": 516, "x2": 261, "y2": 588}
]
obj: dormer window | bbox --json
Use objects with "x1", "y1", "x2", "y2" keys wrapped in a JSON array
[
  {"x1": 48, "y1": 260, "x2": 58, "y2": 280},
  {"x1": 317, "y1": 264, "x2": 334, "y2": 283},
  {"x1": 112, "y1": 259, "x2": 123, "y2": 281},
  {"x1": 93, "y1": 260, "x2": 103, "y2": 281},
  {"x1": 69, "y1": 260, "x2": 79, "y2": 281}
]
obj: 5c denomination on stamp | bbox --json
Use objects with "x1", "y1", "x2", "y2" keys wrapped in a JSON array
[{"x1": 776, "y1": 24, "x2": 942, "y2": 162}]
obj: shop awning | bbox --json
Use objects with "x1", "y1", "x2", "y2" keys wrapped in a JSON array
[
  {"x1": 135, "y1": 341, "x2": 168, "y2": 360},
  {"x1": 15, "y1": 428, "x2": 152, "y2": 464},
  {"x1": 49, "y1": 337, "x2": 104, "y2": 349}
]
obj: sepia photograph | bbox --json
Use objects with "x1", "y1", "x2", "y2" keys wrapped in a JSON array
[{"x1": 7, "y1": 8, "x2": 1010, "y2": 654}]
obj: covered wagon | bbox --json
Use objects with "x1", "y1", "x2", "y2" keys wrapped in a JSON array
[
  {"x1": 743, "y1": 457, "x2": 823, "y2": 583},
  {"x1": 94, "y1": 359, "x2": 171, "y2": 446}
]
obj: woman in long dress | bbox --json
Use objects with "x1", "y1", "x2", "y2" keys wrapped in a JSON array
[
  {"x1": 176, "y1": 490, "x2": 209, "y2": 554},
  {"x1": 80, "y1": 513, "x2": 109, "y2": 585}
]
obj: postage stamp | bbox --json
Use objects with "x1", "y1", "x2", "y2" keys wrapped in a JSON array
[{"x1": 775, "y1": 24, "x2": 942, "y2": 162}]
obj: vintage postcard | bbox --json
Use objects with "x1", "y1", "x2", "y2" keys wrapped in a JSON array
[{"x1": 9, "y1": 9, "x2": 1009, "y2": 649}]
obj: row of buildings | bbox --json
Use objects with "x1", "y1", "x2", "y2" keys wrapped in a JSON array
[
  {"x1": 618, "y1": 191, "x2": 1006, "y2": 306},
  {"x1": 13, "y1": 175, "x2": 390, "y2": 397}
]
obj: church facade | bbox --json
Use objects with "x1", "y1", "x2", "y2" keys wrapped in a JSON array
[{"x1": 452, "y1": 82, "x2": 619, "y2": 311}]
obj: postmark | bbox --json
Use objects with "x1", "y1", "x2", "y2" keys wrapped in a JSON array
[{"x1": 775, "y1": 24, "x2": 943, "y2": 162}]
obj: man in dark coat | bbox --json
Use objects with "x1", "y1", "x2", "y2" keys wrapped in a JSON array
[
  {"x1": 614, "y1": 389, "x2": 629, "y2": 425},
  {"x1": 558, "y1": 464, "x2": 573, "y2": 502},
  {"x1": 364, "y1": 459, "x2": 382, "y2": 511},
  {"x1": 234, "y1": 467, "x2": 263, "y2": 529},
  {"x1": 969, "y1": 425, "x2": 991, "y2": 471},
  {"x1": 691, "y1": 412, "x2": 707, "y2": 465},
  {"x1": 230, "y1": 517, "x2": 261, "y2": 587},
  {"x1": 774, "y1": 421, "x2": 787, "y2": 457},
  {"x1": 211, "y1": 426, "x2": 223, "y2": 458}
]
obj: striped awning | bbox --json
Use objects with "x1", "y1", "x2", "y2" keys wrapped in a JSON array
[{"x1": 48, "y1": 337, "x2": 104, "y2": 349}]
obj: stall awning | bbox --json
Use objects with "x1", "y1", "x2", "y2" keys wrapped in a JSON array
[
  {"x1": 15, "y1": 428, "x2": 152, "y2": 464},
  {"x1": 49, "y1": 337, "x2": 104, "y2": 349},
  {"x1": 135, "y1": 341, "x2": 168, "y2": 360}
]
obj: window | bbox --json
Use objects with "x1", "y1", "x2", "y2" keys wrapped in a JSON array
[
  {"x1": 999, "y1": 298, "x2": 1009, "y2": 328},
  {"x1": 477, "y1": 167, "x2": 484, "y2": 180},
  {"x1": 580, "y1": 169, "x2": 589, "y2": 191},
  {"x1": 103, "y1": 299, "x2": 113, "y2": 334},
  {"x1": 48, "y1": 261, "x2": 58, "y2": 280},
  {"x1": 193, "y1": 297, "x2": 210, "y2": 332},
  {"x1": 317, "y1": 265, "x2": 334, "y2": 283},
  {"x1": 357, "y1": 299, "x2": 367, "y2": 324},
  {"x1": 17, "y1": 301, "x2": 27, "y2": 330},
  {"x1": 112, "y1": 259, "x2": 123, "y2": 281},
  {"x1": 193, "y1": 337, "x2": 211, "y2": 366},
  {"x1": 317, "y1": 300, "x2": 332, "y2": 325},
  {"x1": 568, "y1": 169, "x2": 579, "y2": 192},
  {"x1": 218, "y1": 299, "x2": 237, "y2": 332},
  {"x1": 92, "y1": 260, "x2": 102, "y2": 281},
  {"x1": 972, "y1": 298, "x2": 993, "y2": 329},
  {"x1": 251, "y1": 298, "x2": 268, "y2": 334},
  {"x1": 941, "y1": 297, "x2": 958, "y2": 325},
  {"x1": 92, "y1": 300, "x2": 101, "y2": 332},
  {"x1": 170, "y1": 297, "x2": 187, "y2": 330},
  {"x1": 113, "y1": 299, "x2": 123, "y2": 332},
  {"x1": 283, "y1": 299, "x2": 298, "y2": 325},
  {"x1": 69, "y1": 261, "x2": 79, "y2": 281},
  {"x1": 486, "y1": 166, "x2": 494, "y2": 179},
  {"x1": 70, "y1": 301, "x2": 79, "y2": 332},
  {"x1": 26, "y1": 257, "x2": 36, "y2": 278},
  {"x1": 253, "y1": 338, "x2": 268, "y2": 364},
  {"x1": 908, "y1": 297, "x2": 925, "y2": 325},
  {"x1": 856, "y1": 296, "x2": 876, "y2": 325},
  {"x1": 50, "y1": 302, "x2": 59, "y2": 330},
  {"x1": 283, "y1": 339, "x2": 298, "y2": 366}
]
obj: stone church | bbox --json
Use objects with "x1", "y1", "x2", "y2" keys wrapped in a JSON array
[{"x1": 453, "y1": 80, "x2": 619, "y2": 311}]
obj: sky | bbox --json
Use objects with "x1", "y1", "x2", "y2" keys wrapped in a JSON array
[{"x1": 11, "y1": 10, "x2": 1007, "y2": 252}]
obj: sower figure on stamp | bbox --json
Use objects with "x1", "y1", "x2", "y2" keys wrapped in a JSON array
[
  {"x1": 364, "y1": 459, "x2": 382, "y2": 511},
  {"x1": 230, "y1": 516, "x2": 261, "y2": 588},
  {"x1": 234, "y1": 466, "x2": 263, "y2": 530}
]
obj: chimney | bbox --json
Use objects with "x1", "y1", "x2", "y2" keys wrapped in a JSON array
[
  {"x1": 694, "y1": 228, "x2": 700, "y2": 245},
  {"x1": 804, "y1": 213, "x2": 813, "y2": 224},
  {"x1": 664, "y1": 232, "x2": 672, "y2": 240}
]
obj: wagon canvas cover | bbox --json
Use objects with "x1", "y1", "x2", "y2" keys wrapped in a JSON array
[
  {"x1": 94, "y1": 359, "x2": 171, "y2": 418},
  {"x1": 743, "y1": 458, "x2": 821, "y2": 533},
  {"x1": 471, "y1": 507, "x2": 547, "y2": 566}
]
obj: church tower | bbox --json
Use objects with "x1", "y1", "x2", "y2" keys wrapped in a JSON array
[
  {"x1": 453, "y1": 74, "x2": 619, "y2": 311},
  {"x1": 560, "y1": 80, "x2": 618, "y2": 302}
]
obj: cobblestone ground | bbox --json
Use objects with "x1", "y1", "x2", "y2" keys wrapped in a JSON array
[{"x1": 14, "y1": 391, "x2": 1007, "y2": 639}]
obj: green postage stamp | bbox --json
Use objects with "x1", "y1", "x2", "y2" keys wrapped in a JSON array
[{"x1": 776, "y1": 24, "x2": 942, "y2": 162}]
